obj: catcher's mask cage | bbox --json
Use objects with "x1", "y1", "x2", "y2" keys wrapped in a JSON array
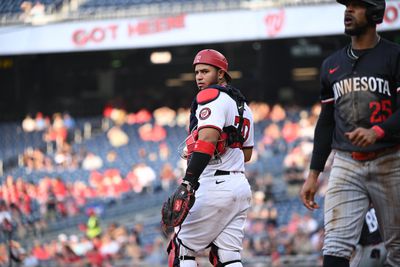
[{"x1": 337, "y1": 0, "x2": 386, "y2": 24}]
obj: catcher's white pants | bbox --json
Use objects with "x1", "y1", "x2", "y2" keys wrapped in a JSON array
[{"x1": 175, "y1": 172, "x2": 252, "y2": 253}]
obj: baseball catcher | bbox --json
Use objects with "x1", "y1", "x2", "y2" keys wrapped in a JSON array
[{"x1": 161, "y1": 49, "x2": 254, "y2": 267}]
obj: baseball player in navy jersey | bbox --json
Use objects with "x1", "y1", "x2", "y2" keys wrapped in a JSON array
[
  {"x1": 300, "y1": 0, "x2": 400, "y2": 266},
  {"x1": 163, "y1": 49, "x2": 254, "y2": 267}
]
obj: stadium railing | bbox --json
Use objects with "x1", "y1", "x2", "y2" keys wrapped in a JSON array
[{"x1": 0, "y1": 0, "x2": 336, "y2": 26}]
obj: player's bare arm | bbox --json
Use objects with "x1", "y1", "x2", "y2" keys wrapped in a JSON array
[
  {"x1": 242, "y1": 147, "x2": 252, "y2": 162},
  {"x1": 197, "y1": 127, "x2": 220, "y2": 144},
  {"x1": 300, "y1": 170, "x2": 320, "y2": 210}
]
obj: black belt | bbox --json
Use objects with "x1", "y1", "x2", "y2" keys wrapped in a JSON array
[{"x1": 214, "y1": 170, "x2": 243, "y2": 176}]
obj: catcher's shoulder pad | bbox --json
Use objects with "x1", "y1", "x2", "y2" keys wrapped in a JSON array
[{"x1": 196, "y1": 88, "x2": 220, "y2": 105}]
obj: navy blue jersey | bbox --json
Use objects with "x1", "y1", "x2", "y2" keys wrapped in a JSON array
[{"x1": 320, "y1": 38, "x2": 400, "y2": 152}]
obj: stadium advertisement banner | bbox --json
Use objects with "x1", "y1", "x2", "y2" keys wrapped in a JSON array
[{"x1": 0, "y1": 2, "x2": 399, "y2": 55}]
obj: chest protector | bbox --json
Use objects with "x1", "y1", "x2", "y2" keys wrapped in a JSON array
[{"x1": 181, "y1": 84, "x2": 246, "y2": 159}]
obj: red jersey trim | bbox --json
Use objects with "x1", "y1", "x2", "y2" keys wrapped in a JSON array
[{"x1": 321, "y1": 98, "x2": 334, "y2": 104}]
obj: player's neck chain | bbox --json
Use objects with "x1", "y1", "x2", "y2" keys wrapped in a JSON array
[
  {"x1": 348, "y1": 35, "x2": 381, "y2": 60},
  {"x1": 348, "y1": 46, "x2": 359, "y2": 60}
]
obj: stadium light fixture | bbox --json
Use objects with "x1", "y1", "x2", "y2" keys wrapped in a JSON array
[
  {"x1": 229, "y1": 71, "x2": 242, "y2": 79},
  {"x1": 180, "y1": 73, "x2": 195, "y2": 81},
  {"x1": 151, "y1": 51, "x2": 172, "y2": 64},
  {"x1": 166, "y1": 78, "x2": 183, "y2": 87},
  {"x1": 292, "y1": 67, "x2": 318, "y2": 81}
]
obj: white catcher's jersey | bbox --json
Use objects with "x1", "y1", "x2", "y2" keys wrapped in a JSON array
[
  {"x1": 176, "y1": 90, "x2": 253, "y2": 254},
  {"x1": 195, "y1": 91, "x2": 254, "y2": 177}
]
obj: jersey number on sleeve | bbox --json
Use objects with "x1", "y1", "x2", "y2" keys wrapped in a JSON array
[
  {"x1": 369, "y1": 100, "x2": 392, "y2": 123},
  {"x1": 234, "y1": 116, "x2": 251, "y2": 142}
]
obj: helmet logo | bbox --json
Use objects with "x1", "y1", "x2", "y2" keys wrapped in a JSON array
[{"x1": 195, "y1": 55, "x2": 202, "y2": 62}]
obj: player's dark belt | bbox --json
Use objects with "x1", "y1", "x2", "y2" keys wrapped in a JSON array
[
  {"x1": 214, "y1": 170, "x2": 244, "y2": 176},
  {"x1": 350, "y1": 145, "x2": 400, "y2": 161}
]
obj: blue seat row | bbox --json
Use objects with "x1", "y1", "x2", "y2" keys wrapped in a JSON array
[{"x1": 80, "y1": 0, "x2": 195, "y2": 9}]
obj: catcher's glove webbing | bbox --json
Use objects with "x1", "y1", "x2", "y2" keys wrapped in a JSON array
[{"x1": 161, "y1": 181, "x2": 196, "y2": 231}]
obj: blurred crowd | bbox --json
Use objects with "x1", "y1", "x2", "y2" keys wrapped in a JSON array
[
  {"x1": 0, "y1": 198, "x2": 325, "y2": 267},
  {"x1": 21, "y1": 112, "x2": 77, "y2": 172},
  {"x1": 0, "y1": 219, "x2": 165, "y2": 267},
  {"x1": 243, "y1": 190, "x2": 324, "y2": 266},
  {"x1": 0, "y1": 101, "x2": 331, "y2": 266},
  {"x1": 19, "y1": 1, "x2": 48, "y2": 23}
]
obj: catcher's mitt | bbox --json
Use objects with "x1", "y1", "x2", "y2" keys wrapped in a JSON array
[{"x1": 161, "y1": 181, "x2": 196, "y2": 231}]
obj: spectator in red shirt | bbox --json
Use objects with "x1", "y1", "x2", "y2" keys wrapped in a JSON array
[
  {"x1": 282, "y1": 120, "x2": 300, "y2": 144},
  {"x1": 159, "y1": 163, "x2": 176, "y2": 191},
  {"x1": 52, "y1": 177, "x2": 67, "y2": 201},
  {"x1": 86, "y1": 246, "x2": 105, "y2": 267},
  {"x1": 138, "y1": 123, "x2": 166, "y2": 142},
  {"x1": 32, "y1": 240, "x2": 51, "y2": 262}
]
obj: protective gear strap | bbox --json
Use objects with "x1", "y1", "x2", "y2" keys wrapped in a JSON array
[
  {"x1": 167, "y1": 235, "x2": 196, "y2": 267},
  {"x1": 184, "y1": 130, "x2": 198, "y2": 159},
  {"x1": 193, "y1": 140, "x2": 216, "y2": 156},
  {"x1": 183, "y1": 151, "x2": 212, "y2": 190},
  {"x1": 167, "y1": 235, "x2": 180, "y2": 267},
  {"x1": 209, "y1": 244, "x2": 242, "y2": 267},
  {"x1": 179, "y1": 256, "x2": 195, "y2": 261},
  {"x1": 217, "y1": 85, "x2": 246, "y2": 149},
  {"x1": 234, "y1": 98, "x2": 245, "y2": 144},
  {"x1": 196, "y1": 88, "x2": 220, "y2": 105}
]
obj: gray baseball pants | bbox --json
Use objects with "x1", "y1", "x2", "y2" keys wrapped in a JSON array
[{"x1": 322, "y1": 150, "x2": 400, "y2": 267}]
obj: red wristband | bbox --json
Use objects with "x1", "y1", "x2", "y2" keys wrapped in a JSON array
[
  {"x1": 372, "y1": 125, "x2": 385, "y2": 139},
  {"x1": 193, "y1": 140, "x2": 216, "y2": 156}
]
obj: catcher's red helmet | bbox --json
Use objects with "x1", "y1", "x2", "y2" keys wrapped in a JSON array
[{"x1": 193, "y1": 49, "x2": 231, "y2": 81}]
